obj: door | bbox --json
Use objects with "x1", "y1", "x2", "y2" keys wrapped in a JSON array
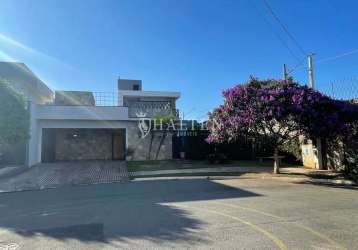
[
  {"x1": 112, "y1": 129, "x2": 126, "y2": 160},
  {"x1": 41, "y1": 129, "x2": 56, "y2": 162}
]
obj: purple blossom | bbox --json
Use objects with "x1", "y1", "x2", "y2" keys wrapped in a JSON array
[{"x1": 207, "y1": 78, "x2": 358, "y2": 145}]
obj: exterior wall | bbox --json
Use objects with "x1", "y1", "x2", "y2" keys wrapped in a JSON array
[
  {"x1": 36, "y1": 105, "x2": 129, "y2": 120},
  {"x1": 118, "y1": 90, "x2": 180, "y2": 108},
  {"x1": 29, "y1": 100, "x2": 177, "y2": 164},
  {"x1": 0, "y1": 142, "x2": 26, "y2": 164},
  {"x1": 0, "y1": 62, "x2": 54, "y2": 104},
  {"x1": 33, "y1": 119, "x2": 173, "y2": 163},
  {"x1": 126, "y1": 98, "x2": 177, "y2": 118},
  {"x1": 55, "y1": 129, "x2": 112, "y2": 161},
  {"x1": 28, "y1": 103, "x2": 42, "y2": 166},
  {"x1": 54, "y1": 91, "x2": 95, "y2": 106},
  {"x1": 38, "y1": 120, "x2": 130, "y2": 130},
  {"x1": 27, "y1": 120, "x2": 129, "y2": 166},
  {"x1": 126, "y1": 122, "x2": 172, "y2": 160},
  {"x1": 301, "y1": 143, "x2": 319, "y2": 169},
  {"x1": 118, "y1": 79, "x2": 142, "y2": 91}
]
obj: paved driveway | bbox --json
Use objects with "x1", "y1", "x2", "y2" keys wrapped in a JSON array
[
  {"x1": 0, "y1": 177, "x2": 357, "y2": 249},
  {"x1": 0, "y1": 161, "x2": 128, "y2": 192}
]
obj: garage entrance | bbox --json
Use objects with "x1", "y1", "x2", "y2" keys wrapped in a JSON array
[{"x1": 41, "y1": 128, "x2": 126, "y2": 162}]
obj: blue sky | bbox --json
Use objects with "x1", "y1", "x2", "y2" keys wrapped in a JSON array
[{"x1": 1, "y1": 0, "x2": 358, "y2": 119}]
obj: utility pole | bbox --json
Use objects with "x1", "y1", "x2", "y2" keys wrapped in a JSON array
[
  {"x1": 308, "y1": 54, "x2": 315, "y2": 89},
  {"x1": 283, "y1": 64, "x2": 289, "y2": 82},
  {"x1": 307, "y1": 53, "x2": 324, "y2": 170}
]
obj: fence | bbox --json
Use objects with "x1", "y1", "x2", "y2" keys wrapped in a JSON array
[
  {"x1": 93, "y1": 92, "x2": 120, "y2": 106},
  {"x1": 172, "y1": 132, "x2": 286, "y2": 161},
  {"x1": 317, "y1": 77, "x2": 358, "y2": 101}
]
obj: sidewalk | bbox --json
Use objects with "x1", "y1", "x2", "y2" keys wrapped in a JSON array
[
  {"x1": 0, "y1": 161, "x2": 129, "y2": 193},
  {"x1": 129, "y1": 166, "x2": 333, "y2": 177},
  {"x1": 130, "y1": 166, "x2": 356, "y2": 185},
  {"x1": 129, "y1": 166, "x2": 272, "y2": 177},
  {"x1": 0, "y1": 165, "x2": 26, "y2": 179}
]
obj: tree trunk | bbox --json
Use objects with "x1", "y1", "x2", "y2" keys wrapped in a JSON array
[
  {"x1": 155, "y1": 131, "x2": 167, "y2": 160},
  {"x1": 273, "y1": 147, "x2": 280, "y2": 174},
  {"x1": 147, "y1": 132, "x2": 154, "y2": 160}
]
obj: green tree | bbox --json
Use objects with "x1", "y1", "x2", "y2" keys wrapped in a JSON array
[{"x1": 0, "y1": 80, "x2": 30, "y2": 150}]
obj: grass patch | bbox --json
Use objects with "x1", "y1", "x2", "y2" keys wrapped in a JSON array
[{"x1": 127, "y1": 160, "x2": 175, "y2": 172}]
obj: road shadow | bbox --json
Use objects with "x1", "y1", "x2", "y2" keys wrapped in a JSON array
[{"x1": 0, "y1": 178, "x2": 260, "y2": 246}]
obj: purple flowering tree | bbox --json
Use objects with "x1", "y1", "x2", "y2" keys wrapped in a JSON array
[{"x1": 207, "y1": 77, "x2": 357, "y2": 174}]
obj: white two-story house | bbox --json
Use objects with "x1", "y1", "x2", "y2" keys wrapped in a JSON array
[{"x1": 0, "y1": 62, "x2": 180, "y2": 166}]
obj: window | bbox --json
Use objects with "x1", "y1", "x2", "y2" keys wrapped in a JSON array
[{"x1": 133, "y1": 84, "x2": 139, "y2": 90}]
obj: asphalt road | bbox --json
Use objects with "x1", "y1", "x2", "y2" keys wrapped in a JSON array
[{"x1": 0, "y1": 177, "x2": 357, "y2": 249}]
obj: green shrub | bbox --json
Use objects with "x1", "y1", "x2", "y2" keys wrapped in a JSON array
[{"x1": 0, "y1": 80, "x2": 30, "y2": 149}]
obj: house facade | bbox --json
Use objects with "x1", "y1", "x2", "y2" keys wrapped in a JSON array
[{"x1": 0, "y1": 62, "x2": 180, "y2": 166}]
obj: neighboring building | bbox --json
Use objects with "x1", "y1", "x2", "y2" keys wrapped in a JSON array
[
  {"x1": 0, "y1": 62, "x2": 54, "y2": 164},
  {"x1": 0, "y1": 62, "x2": 54, "y2": 104},
  {"x1": 0, "y1": 62, "x2": 180, "y2": 166}
]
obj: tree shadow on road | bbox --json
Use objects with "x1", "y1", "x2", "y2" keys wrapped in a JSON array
[{"x1": 0, "y1": 178, "x2": 260, "y2": 247}]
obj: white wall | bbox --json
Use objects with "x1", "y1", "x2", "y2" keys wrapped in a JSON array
[
  {"x1": 28, "y1": 119, "x2": 133, "y2": 166},
  {"x1": 27, "y1": 103, "x2": 41, "y2": 166},
  {"x1": 39, "y1": 120, "x2": 131, "y2": 129},
  {"x1": 28, "y1": 104, "x2": 131, "y2": 166},
  {"x1": 36, "y1": 105, "x2": 129, "y2": 120}
]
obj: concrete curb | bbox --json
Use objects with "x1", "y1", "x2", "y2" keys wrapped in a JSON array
[
  {"x1": 129, "y1": 166, "x2": 272, "y2": 177},
  {"x1": 0, "y1": 166, "x2": 27, "y2": 180},
  {"x1": 129, "y1": 167, "x2": 356, "y2": 186}
]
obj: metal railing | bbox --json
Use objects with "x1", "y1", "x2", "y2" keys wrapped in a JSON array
[
  {"x1": 49, "y1": 91, "x2": 179, "y2": 118},
  {"x1": 93, "y1": 92, "x2": 120, "y2": 106},
  {"x1": 127, "y1": 101, "x2": 178, "y2": 118},
  {"x1": 323, "y1": 78, "x2": 358, "y2": 101}
]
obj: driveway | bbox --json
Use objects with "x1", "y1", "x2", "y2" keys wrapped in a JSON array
[
  {"x1": 0, "y1": 161, "x2": 128, "y2": 192},
  {"x1": 0, "y1": 177, "x2": 356, "y2": 249}
]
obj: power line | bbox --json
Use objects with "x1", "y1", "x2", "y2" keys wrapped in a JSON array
[
  {"x1": 288, "y1": 57, "x2": 307, "y2": 74},
  {"x1": 315, "y1": 48, "x2": 358, "y2": 64},
  {"x1": 290, "y1": 48, "x2": 358, "y2": 74},
  {"x1": 262, "y1": 0, "x2": 307, "y2": 56},
  {"x1": 249, "y1": 0, "x2": 303, "y2": 64}
]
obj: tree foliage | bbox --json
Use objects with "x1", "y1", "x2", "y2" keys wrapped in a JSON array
[
  {"x1": 0, "y1": 80, "x2": 30, "y2": 149},
  {"x1": 207, "y1": 77, "x2": 358, "y2": 172}
]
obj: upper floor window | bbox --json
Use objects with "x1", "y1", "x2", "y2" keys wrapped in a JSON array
[{"x1": 133, "y1": 84, "x2": 140, "y2": 90}]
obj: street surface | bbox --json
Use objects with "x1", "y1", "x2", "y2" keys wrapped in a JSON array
[{"x1": 0, "y1": 177, "x2": 357, "y2": 249}]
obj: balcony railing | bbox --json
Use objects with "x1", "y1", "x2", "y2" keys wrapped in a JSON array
[
  {"x1": 127, "y1": 101, "x2": 178, "y2": 118},
  {"x1": 50, "y1": 91, "x2": 179, "y2": 118},
  {"x1": 93, "y1": 92, "x2": 120, "y2": 106}
]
